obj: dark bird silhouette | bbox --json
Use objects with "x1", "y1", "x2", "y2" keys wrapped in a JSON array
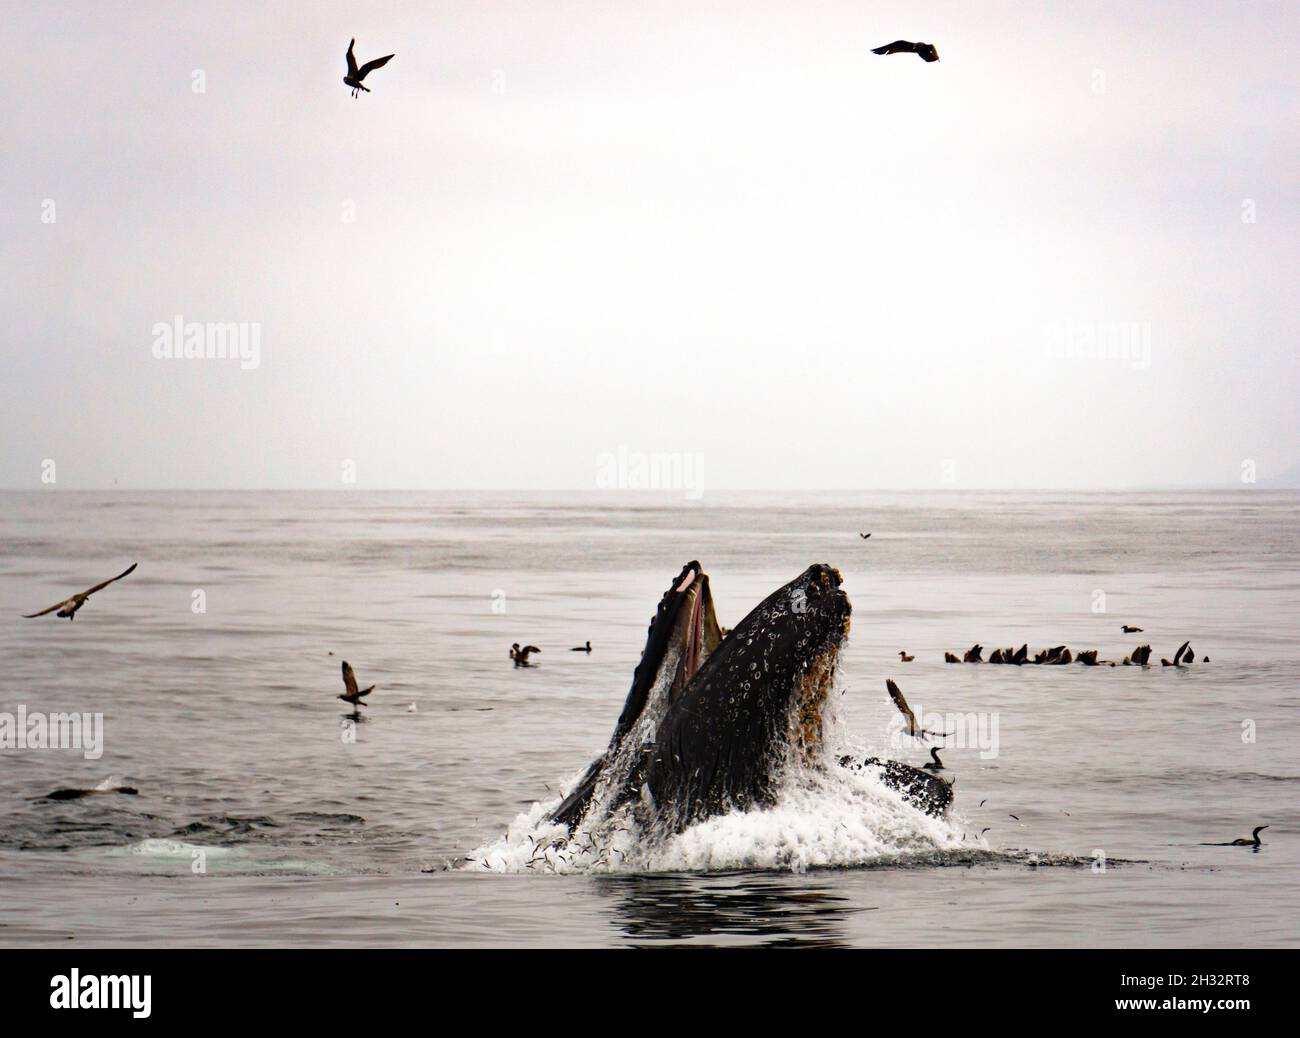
[
  {"x1": 1121, "y1": 625, "x2": 1143, "y2": 633},
  {"x1": 886, "y1": 678, "x2": 944, "y2": 740},
  {"x1": 872, "y1": 40, "x2": 940, "y2": 62},
  {"x1": 1162, "y1": 641, "x2": 1191, "y2": 667},
  {"x1": 23, "y1": 563, "x2": 137, "y2": 621},
  {"x1": 898, "y1": 651, "x2": 914, "y2": 662},
  {"x1": 570, "y1": 641, "x2": 592, "y2": 653},
  {"x1": 859, "y1": 532, "x2": 871, "y2": 539},
  {"x1": 1201, "y1": 825, "x2": 1268, "y2": 848},
  {"x1": 343, "y1": 38, "x2": 395, "y2": 97},
  {"x1": 338, "y1": 660, "x2": 374, "y2": 706},
  {"x1": 510, "y1": 643, "x2": 541, "y2": 667},
  {"x1": 923, "y1": 747, "x2": 944, "y2": 771}
]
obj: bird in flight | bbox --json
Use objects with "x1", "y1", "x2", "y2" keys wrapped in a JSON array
[
  {"x1": 886, "y1": 678, "x2": 945, "y2": 740},
  {"x1": 338, "y1": 660, "x2": 375, "y2": 707},
  {"x1": 872, "y1": 40, "x2": 940, "y2": 62},
  {"x1": 343, "y1": 38, "x2": 395, "y2": 97},
  {"x1": 23, "y1": 563, "x2": 138, "y2": 621}
]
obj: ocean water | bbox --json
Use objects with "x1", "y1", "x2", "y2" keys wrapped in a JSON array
[{"x1": 0, "y1": 489, "x2": 1296, "y2": 947}]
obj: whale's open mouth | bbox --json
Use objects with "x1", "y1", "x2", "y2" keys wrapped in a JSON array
[
  {"x1": 547, "y1": 561, "x2": 723, "y2": 829},
  {"x1": 549, "y1": 562, "x2": 854, "y2": 834}
]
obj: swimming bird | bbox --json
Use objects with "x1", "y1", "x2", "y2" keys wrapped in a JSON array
[
  {"x1": 886, "y1": 678, "x2": 943, "y2": 740},
  {"x1": 570, "y1": 641, "x2": 592, "y2": 653},
  {"x1": 872, "y1": 40, "x2": 940, "y2": 62},
  {"x1": 1201, "y1": 826, "x2": 1268, "y2": 848},
  {"x1": 923, "y1": 747, "x2": 944, "y2": 771},
  {"x1": 1121, "y1": 625, "x2": 1143, "y2": 633},
  {"x1": 510, "y1": 643, "x2": 541, "y2": 667},
  {"x1": 944, "y1": 652, "x2": 960, "y2": 663},
  {"x1": 898, "y1": 651, "x2": 914, "y2": 662},
  {"x1": 343, "y1": 38, "x2": 395, "y2": 97},
  {"x1": 338, "y1": 660, "x2": 374, "y2": 707},
  {"x1": 23, "y1": 563, "x2": 138, "y2": 621}
]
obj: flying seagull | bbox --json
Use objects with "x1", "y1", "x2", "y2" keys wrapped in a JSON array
[
  {"x1": 885, "y1": 678, "x2": 945, "y2": 740},
  {"x1": 338, "y1": 660, "x2": 375, "y2": 707},
  {"x1": 23, "y1": 563, "x2": 138, "y2": 621},
  {"x1": 872, "y1": 40, "x2": 940, "y2": 62},
  {"x1": 343, "y1": 38, "x2": 395, "y2": 97}
]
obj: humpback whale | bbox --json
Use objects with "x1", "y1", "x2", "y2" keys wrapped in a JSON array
[{"x1": 546, "y1": 562, "x2": 940, "y2": 836}]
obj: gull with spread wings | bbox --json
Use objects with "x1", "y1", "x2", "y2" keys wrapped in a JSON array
[
  {"x1": 343, "y1": 38, "x2": 395, "y2": 98},
  {"x1": 23, "y1": 563, "x2": 138, "y2": 621},
  {"x1": 338, "y1": 660, "x2": 375, "y2": 707}
]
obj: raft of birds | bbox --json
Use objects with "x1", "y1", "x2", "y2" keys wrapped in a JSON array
[{"x1": 935, "y1": 637, "x2": 1207, "y2": 667}]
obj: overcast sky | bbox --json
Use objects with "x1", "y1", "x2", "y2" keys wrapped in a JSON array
[{"x1": 1, "y1": 1, "x2": 1296, "y2": 490}]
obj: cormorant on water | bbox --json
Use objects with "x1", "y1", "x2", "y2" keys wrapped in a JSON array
[
  {"x1": 570, "y1": 641, "x2": 592, "y2": 653},
  {"x1": 923, "y1": 747, "x2": 944, "y2": 771},
  {"x1": 1201, "y1": 826, "x2": 1268, "y2": 848},
  {"x1": 898, "y1": 651, "x2": 914, "y2": 662}
]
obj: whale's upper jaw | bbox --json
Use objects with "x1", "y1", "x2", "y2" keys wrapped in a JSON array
[
  {"x1": 546, "y1": 561, "x2": 723, "y2": 830},
  {"x1": 645, "y1": 564, "x2": 851, "y2": 831}
]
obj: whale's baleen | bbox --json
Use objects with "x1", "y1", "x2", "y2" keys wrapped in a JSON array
[
  {"x1": 23, "y1": 563, "x2": 138, "y2": 621},
  {"x1": 547, "y1": 562, "x2": 722, "y2": 829}
]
